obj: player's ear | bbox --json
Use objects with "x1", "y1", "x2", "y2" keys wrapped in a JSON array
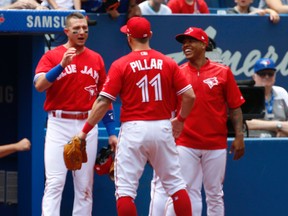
[
  {"x1": 201, "y1": 42, "x2": 206, "y2": 50},
  {"x1": 63, "y1": 27, "x2": 69, "y2": 36},
  {"x1": 149, "y1": 31, "x2": 153, "y2": 39}
]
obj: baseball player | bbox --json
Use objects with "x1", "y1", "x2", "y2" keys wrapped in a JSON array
[
  {"x1": 149, "y1": 27, "x2": 246, "y2": 216},
  {"x1": 34, "y1": 12, "x2": 117, "y2": 216},
  {"x1": 76, "y1": 17, "x2": 195, "y2": 216}
]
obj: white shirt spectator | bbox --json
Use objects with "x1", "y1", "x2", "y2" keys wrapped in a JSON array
[
  {"x1": 0, "y1": 0, "x2": 12, "y2": 7},
  {"x1": 41, "y1": 0, "x2": 78, "y2": 10},
  {"x1": 139, "y1": 0, "x2": 172, "y2": 15},
  {"x1": 259, "y1": 0, "x2": 288, "y2": 10}
]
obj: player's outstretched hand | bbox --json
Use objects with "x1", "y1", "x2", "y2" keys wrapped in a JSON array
[
  {"x1": 229, "y1": 136, "x2": 245, "y2": 160},
  {"x1": 16, "y1": 138, "x2": 31, "y2": 152}
]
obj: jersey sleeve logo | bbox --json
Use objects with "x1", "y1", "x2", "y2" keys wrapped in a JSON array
[{"x1": 203, "y1": 77, "x2": 219, "y2": 89}]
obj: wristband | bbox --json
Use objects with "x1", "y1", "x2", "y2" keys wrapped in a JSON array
[
  {"x1": 82, "y1": 122, "x2": 94, "y2": 134},
  {"x1": 45, "y1": 64, "x2": 64, "y2": 83},
  {"x1": 105, "y1": 121, "x2": 117, "y2": 136},
  {"x1": 102, "y1": 110, "x2": 117, "y2": 136},
  {"x1": 177, "y1": 115, "x2": 186, "y2": 122}
]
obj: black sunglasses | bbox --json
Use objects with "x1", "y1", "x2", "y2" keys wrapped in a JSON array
[{"x1": 256, "y1": 71, "x2": 275, "y2": 77}]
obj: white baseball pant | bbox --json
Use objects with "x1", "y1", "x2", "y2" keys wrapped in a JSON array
[
  {"x1": 150, "y1": 146, "x2": 227, "y2": 216},
  {"x1": 114, "y1": 120, "x2": 187, "y2": 201},
  {"x1": 42, "y1": 114, "x2": 98, "y2": 216}
]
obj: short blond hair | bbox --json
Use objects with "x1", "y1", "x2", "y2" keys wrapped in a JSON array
[{"x1": 65, "y1": 12, "x2": 86, "y2": 27}]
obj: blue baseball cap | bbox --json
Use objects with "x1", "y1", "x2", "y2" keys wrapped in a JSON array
[{"x1": 254, "y1": 58, "x2": 276, "y2": 73}]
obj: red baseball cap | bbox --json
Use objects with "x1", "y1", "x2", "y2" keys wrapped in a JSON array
[
  {"x1": 120, "y1": 17, "x2": 152, "y2": 39},
  {"x1": 175, "y1": 27, "x2": 208, "y2": 46}
]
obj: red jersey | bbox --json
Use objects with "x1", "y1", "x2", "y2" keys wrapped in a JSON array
[
  {"x1": 168, "y1": 0, "x2": 210, "y2": 14},
  {"x1": 176, "y1": 60, "x2": 245, "y2": 150},
  {"x1": 35, "y1": 46, "x2": 107, "y2": 111},
  {"x1": 100, "y1": 49, "x2": 192, "y2": 122}
]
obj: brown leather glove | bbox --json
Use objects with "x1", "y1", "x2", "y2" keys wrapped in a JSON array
[{"x1": 63, "y1": 136, "x2": 87, "y2": 170}]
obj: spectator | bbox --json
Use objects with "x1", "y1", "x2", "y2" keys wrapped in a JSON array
[
  {"x1": 81, "y1": 0, "x2": 121, "y2": 19},
  {"x1": 0, "y1": 0, "x2": 47, "y2": 9},
  {"x1": 81, "y1": 0, "x2": 141, "y2": 20},
  {"x1": 81, "y1": 0, "x2": 103, "y2": 12},
  {"x1": 149, "y1": 27, "x2": 245, "y2": 216},
  {"x1": 41, "y1": 0, "x2": 81, "y2": 10},
  {"x1": 0, "y1": 138, "x2": 31, "y2": 158},
  {"x1": 139, "y1": 0, "x2": 172, "y2": 15},
  {"x1": 119, "y1": 0, "x2": 142, "y2": 19},
  {"x1": 226, "y1": 0, "x2": 280, "y2": 24},
  {"x1": 246, "y1": 58, "x2": 288, "y2": 137},
  {"x1": 259, "y1": 0, "x2": 288, "y2": 13},
  {"x1": 167, "y1": 0, "x2": 209, "y2": 14}
]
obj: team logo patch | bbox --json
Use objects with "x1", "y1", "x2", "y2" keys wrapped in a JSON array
[
  {"x1": 203, "y1": 77, "x2": 219, "y2": 89},
  {"x1": 84, "y1": 85, "x2": 97, "y2": 99},
  {"x1": 185, "y1": 27, "x2": 194, "y2": 35}
]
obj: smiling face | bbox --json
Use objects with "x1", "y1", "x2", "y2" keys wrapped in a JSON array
[
  {"x1": 64, "y1": 17, "x2": 88, "y2": 48},
  {"x1": 181, "y1": 36, "x2": 206, "y2": 62}
]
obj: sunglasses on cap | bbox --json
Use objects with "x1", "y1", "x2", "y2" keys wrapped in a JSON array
[{"x1": 256, "y1": 71, "x2": 275, "y2": 77}]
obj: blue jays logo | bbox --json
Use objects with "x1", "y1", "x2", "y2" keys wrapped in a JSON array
[
  {"x1": 203, "y1": 77, "x2": 219, "y2": 89},
  {"x1": 260, "y1": 59, "x2": 271, "y2": 67},
  {"x1": 84, "y1": 85, "x2": 98, "y2": 100},
  {"x1": 0, "y1": 14, "x2": 5, "y2": 24},
  {"x1": 185, "y1": 27, "x2": 194, "y2": 34}
]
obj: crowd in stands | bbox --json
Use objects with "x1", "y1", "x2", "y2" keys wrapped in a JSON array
[
  {"x1": 0, "y1": 0, "x2": 287, "y2": 26},
  {"x1": 1, "y1": 0, "x2": 287, "y2": 20},
  {"x1": 0, "y1": 0, "x2": 287, "y2": 24},
  {"x1": 0, "y1": 0, "x2": 288, "y2": 23},
  {"x1": 226, "y1": 0, "x2": 280, "y2": 24}
]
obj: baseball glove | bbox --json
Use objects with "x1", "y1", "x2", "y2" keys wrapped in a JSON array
[
  {"x1": 63, "y1": 136, "x2": 87, "y2": 170},
  {"x1": 94, "y1": 145, "x2": 115, "y2": 181}
]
